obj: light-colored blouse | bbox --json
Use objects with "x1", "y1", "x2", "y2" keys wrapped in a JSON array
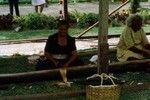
[{"x1": 117, "y1": 26, "x2": 149, "y2": 61}]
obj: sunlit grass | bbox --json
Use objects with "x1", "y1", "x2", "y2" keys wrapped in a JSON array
[
  {"x1": 0, "y1": 28, "x2": 126, "y2": 40},
  {"x1": 0, "y1": 25, "x2": 150, "y2": 41}
]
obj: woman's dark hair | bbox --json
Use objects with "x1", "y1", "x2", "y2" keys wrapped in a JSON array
[
  {"x1": 126, "y1": 14, "x2": 143, "y2": 32},
  {"x1": 58, "y1": 20, "x2": 69, "y2": 28}
]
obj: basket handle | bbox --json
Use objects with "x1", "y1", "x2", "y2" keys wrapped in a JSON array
[{"x1": 100, "y1": 73, "x2": 116, "y2": 86}]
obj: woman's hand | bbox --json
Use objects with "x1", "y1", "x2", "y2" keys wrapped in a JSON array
[
  {"x1": 54, "y1": 61, "x2": 59, "y2": 67},
  {"x1": 142, "y1": 49, "x2": 150, "y2": 58},
  {"x1": 62, "y1": 63, "x2": 69, "y2": 69}
]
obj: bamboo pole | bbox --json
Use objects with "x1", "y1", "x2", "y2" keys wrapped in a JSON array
[{"x1": 77, "y1": 0, "x2": 130, "y2": 38}]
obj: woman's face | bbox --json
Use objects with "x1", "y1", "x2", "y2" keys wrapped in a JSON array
[
  {"x1": 131, "y1": 19, "x2": 142, "y2": 32},
  {"x1": 58, "y1": 25, "x2": 68, "y2": 37},
  {"x1": 134, "y1": 21, "x2": 142, "y2": 31}
]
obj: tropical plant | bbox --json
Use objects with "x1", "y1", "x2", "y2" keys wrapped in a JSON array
[
  {"x1": 77, "y1": 13, "x2": 98, "y2": 28},
  {"x1": 140, "y1": 8, "x2": 150, "y2": 23},
  {"x1": 0, "y1": 14, "x2": 14, "y2": 30},
  {"x1": 14, "y1": 16, "x2": 27, "y2": 28},
  {"x1": 70, "y1": 9, "x2": 85, "y2": 23}
]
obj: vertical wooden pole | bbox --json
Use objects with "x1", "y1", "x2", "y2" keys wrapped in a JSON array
[
  {"x1": 59, "y1": 0, "x2": 64, "y2": 20},
  {"x1": 63, "y1": 0, "x2": 68, "y2": 21},
  {"x1": 97, "y1": 0, "x2": 109, "y2": 74},
  {"x1": 59, "y1": 0, "x2": 68, "y2": 20}
]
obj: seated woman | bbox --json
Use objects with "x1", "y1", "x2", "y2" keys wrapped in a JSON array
[
  {"x1": 117, "y1": 14, "x2": 150, "y2": 62},
  {"x1": 36, "y1": 20, "x2": 83, "y2": 70}
]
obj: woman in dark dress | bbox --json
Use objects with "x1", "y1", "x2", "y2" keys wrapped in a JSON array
[{"x1": 36, "y1": 20, "x2": 83, "y2": 70}]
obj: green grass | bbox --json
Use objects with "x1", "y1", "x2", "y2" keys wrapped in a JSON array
[
  {"x1": 0, "y1": 55, "x2": 86, "y2": 97},
  {"x1": 0, "y1": 30, "x2": 55, "y2": 41},
  {"x1": 81, "y1": 25, "x2": 150, "y2": 36},
  {"x1": 0, "y1": 81, "x2": 85, "y2": 97},
  {"x1": 0, "y1": 73, "x2": 149, "y2": 99},
  {"x1": 0, "y1": 25, "x2": 150, "y2": 41},
  {"x1": 0, "y1": 56, "x2": 149, "y2": 99},
  {"x1": 0, "y1": 56, "x2": 34, "y2": 73},
  {"x1": 121, "y1": 90, "x2": 150, "y2": 100}
]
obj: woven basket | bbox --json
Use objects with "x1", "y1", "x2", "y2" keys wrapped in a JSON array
[{"x1": 86, "y1": 73, "x2": 121, "y2": 100}]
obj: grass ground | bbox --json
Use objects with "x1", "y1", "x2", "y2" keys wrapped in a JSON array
[
  {"x1": 0, "y1": 25, "x2": 150, "y2": 41},
  {"x1": 0, "y1": 56, "x2": 149, "y2": 99},
  {"x1": 1, "y1": 81, "x2": 149, "y2": 100},
  {"x1": 0, "y1": 73, "x2": 149, "y2": 100},
  {"x1": 0, "y1": 56, "x2": 34, "y2": 73},
  {"x1": 0, "y1": 30, "x2": 53, "y2": 41}
]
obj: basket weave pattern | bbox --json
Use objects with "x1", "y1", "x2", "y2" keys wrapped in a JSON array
[{"x1": 86, "y1": 73, "x2": 121, "y2": 100}]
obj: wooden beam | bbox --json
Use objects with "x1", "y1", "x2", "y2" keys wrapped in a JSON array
[
  {"x1": 0, "y1": 58, "x2": 149, "y2": 84},
  {"x1": 0, "y1": 65, "x2": 97, "y2": 84},
  {"x1": 109, "y1": 59, "x2": 150, "y2": 73}
]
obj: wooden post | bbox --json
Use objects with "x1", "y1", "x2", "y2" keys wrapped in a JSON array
[
  {"x1": 59, "y1": 0, "x2": 68, "y2": 20},
  {"x1": 97, "y1": 0, "x2": 109, "y2": 74},
  {"x1": 59, "y1": 0, "x2": 64, "y2": 20},
  {"x1": 63, "y1": 0, "x2": 68, "y2": 21}
]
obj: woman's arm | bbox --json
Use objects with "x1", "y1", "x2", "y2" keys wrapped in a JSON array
[
  {"x1": 144, "y1": 44, "x2": 150, "y2": 50},
  {"x1": 129, "y1": 46, "x2": 150, "y2": 57},
  {"x1": 63, "y1": 50, "x2": 78, "y2": 68},
  {"x1": 44, "y1": 52, "x2": 59, "y2": 67}
]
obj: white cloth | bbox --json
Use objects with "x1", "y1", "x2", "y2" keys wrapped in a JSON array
[
  {"x1": 32, "y1": 0, "x2": 46, "y2": 6},
  {"x1": 89, "y1": 55, "x2": 98, "y2": 64}
]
